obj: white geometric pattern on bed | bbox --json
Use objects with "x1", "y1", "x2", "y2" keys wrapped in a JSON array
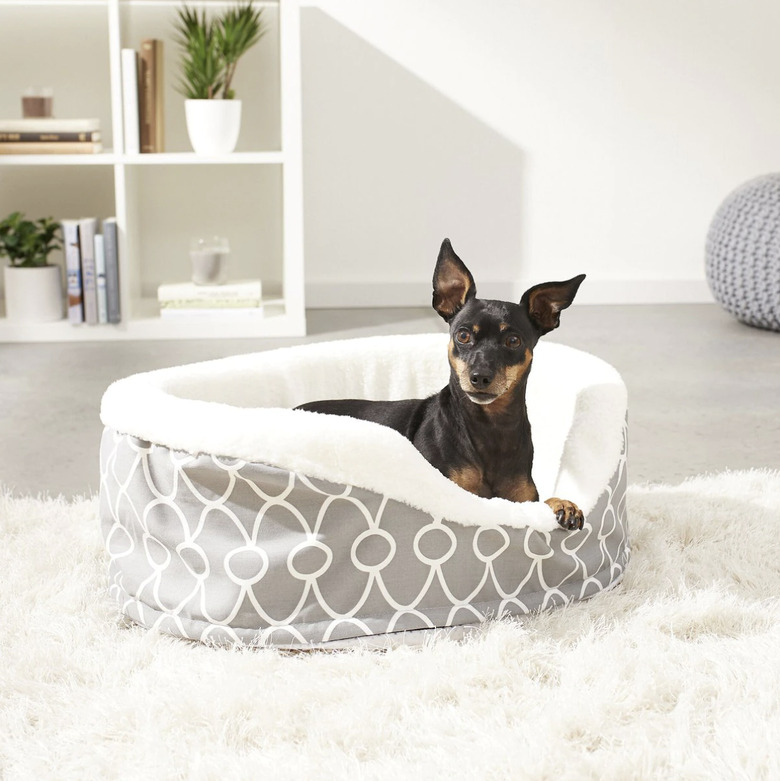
[{"x1": 100, "y1": 423, "x2": 629, "y2": 648}]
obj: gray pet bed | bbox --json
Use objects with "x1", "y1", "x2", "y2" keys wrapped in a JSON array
[{"x1": 99, "y1": 334, "x2": 629, "y2": 648}]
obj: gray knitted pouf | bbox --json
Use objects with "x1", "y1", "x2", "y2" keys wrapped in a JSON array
[{"x1": 705, "y1": 174, "x2": 780, "y2": 331}]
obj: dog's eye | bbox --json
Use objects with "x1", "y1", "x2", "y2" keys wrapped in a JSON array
[
  {"x1": 456, "y1": 328, "x2": 472, "y2": 345},
  {"x1": 505, "y1": 335, "x2": 521, "y2": 349}
]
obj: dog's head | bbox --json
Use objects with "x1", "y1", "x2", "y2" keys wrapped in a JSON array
[{"x1": 432, "y1": 238, "x2": 585, "y2": 407}]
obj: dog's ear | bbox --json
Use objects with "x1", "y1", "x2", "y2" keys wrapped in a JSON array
[
  {"x1": 432, "y1": 239, "x2": 476, "y2": 321},
  {"x1": 520, "y1": 274, "x2": 586, "y2": 335}
]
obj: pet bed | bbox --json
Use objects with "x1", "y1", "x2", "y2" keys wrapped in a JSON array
[{"x1": 99, "y1": 334, "x2": 629, "y2": 648}]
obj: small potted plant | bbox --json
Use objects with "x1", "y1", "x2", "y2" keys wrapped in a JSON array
[
  {"x1": 173, "y1": 1, "x2": 266, "y2": 155},
  {"x1": 0, "y1": 212, "x2": 63, "y2": 323}
]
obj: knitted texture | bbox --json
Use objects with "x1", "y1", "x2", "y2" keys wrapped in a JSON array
[{"x1": 705, "y1": 174, "x2": 780, "y2": 331}]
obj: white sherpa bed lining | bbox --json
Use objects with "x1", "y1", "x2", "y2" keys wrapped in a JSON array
[{"x1": 100, "y1": 334, "x2": 627, "y2": 533}]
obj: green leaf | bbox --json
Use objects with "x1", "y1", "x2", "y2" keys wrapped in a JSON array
[
  {"x1": 173, "y1": 2, "x2": 266, "y2": 100},
  {"x1": 0, "y1": 212, "x2": 61, "y2": 267},
  {"x1": 173, "y1": 5, "x2": 225, "y2": 98}
]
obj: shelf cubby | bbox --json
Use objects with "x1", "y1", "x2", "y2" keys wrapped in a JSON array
[{"x1": 0, "y1": 0, "x2": 304, "y2": 341}]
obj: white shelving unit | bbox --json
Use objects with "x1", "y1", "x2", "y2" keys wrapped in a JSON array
[{"x1": 0, "y1": 0, "x2": 305, "y2": 341}]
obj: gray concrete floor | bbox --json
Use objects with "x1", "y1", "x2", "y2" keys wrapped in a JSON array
[{"x1": 1, "y1": 303, "x2": 778, "y2": 498}]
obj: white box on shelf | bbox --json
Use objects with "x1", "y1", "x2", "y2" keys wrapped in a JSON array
[{"x1": 158, "y1": 278, "x2": 263, "y2": 309}]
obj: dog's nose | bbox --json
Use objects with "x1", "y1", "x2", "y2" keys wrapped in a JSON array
[{"x1": 470, "y1": 370, "x2": 493, "y2": 389}]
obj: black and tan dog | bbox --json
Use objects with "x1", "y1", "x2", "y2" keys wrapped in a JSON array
[{"x1": 298, "y1": 239, "x2": 587, "y2": 531}]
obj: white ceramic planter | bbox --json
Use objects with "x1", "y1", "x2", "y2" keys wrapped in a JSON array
[
  {"x1": 185, "y1": 99, "x2": 242, "y2": 155},
  {"x1": 3, "y1": 264, "x2": 64, "y2": 323}
]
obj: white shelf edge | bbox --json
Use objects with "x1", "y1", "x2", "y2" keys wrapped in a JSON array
[
  {"x1": 0, "y1": 0, "x2": 107, "y2": 5},
  {"x1": 0, "y1": 307, "x2": 304, "y2": 342},
  {"x1": 122, "y1": 151, "x2": 285, "y2": 165},
  {"x1": 126, "y1": 309, "x2": 305, "y2": 339},
  {"x1": 0, "y1": 152, "x2": 120, "y2": 166},
  {"x1": 120, "y1": 0, "x2": 280, "y2": 6},
  {"x1": 0, "y1": 151, "x2": 285, "y2": 166},
  {"x1": 0, "y1": 0, "x2": 279, "y2": 5}
]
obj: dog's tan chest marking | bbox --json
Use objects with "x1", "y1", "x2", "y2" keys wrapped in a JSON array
[
  {"x1": 448, "y1": 465, "x2": 488, "y2": 497},
  {"x1": 448, "y1": 469, "x2": 540, "y2": 504},
  {"x1": 503, "y1": 478, "x2": 539, "y2": 503}
]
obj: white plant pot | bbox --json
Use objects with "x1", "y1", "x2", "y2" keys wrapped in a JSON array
[
  {"x1": 185, "y1": 99, "x2": 242, "y2": 155},
  {"x1": 3, "y1": 264, "x2": 64, "y2": 323}
]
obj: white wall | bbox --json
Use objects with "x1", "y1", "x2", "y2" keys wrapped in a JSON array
[{"x1": 302, "y1": 0, "x2": 780, "y2": 306}]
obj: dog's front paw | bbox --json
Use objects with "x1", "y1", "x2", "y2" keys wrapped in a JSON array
[{"x1": 545, "y1": 497, "x2": 584, "y2": 531}]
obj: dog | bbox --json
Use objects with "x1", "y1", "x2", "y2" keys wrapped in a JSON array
[{"x1": 297, "y1": 239, "x2": 587, "y2": 531}]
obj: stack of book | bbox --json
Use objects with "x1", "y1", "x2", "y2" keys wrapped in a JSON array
[
  {"x1": 62, "y1": 217, "x2": 121, "y2": 326},
  {"x1": 158, "y1": 279, "x2": 264, "y2": 318},
  {"x1": 121, "y1": 39, "x2": 164, "y2": 154},
  {"x1": 0, "y1": 118, "x2": 102, "y2": 155}
]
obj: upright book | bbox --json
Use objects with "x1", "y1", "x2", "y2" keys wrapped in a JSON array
[
  {"x1": 102, "y1": 218, "x2": 121, "y2": 324},
  {"x1": 121, "y1": 49, "x2": 140, "y2": 155},
  {"x1": 139, "y1": 39, "x2": 164, "y2": 153},
  {"x1": 78, "y1": 217, "x2": 99, "y2": 325},
  {"x1": 61, "y1": 219, "x2": 83, "y2": 324},
  {"x1": 94, "y1": 233, "x2": 108, "y2": 324}
]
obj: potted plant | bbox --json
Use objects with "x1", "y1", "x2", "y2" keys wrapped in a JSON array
[
  {"x1": 0, "y1": 212, "x2": 63, "y2": 323},
  {"x1": 173, "y1": 1, "x2": 266, "y2": 155}
]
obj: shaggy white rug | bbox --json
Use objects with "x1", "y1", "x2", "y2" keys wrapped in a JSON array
[{"x1": 2, "y1": 470, "x2": 779, "y2": 780}]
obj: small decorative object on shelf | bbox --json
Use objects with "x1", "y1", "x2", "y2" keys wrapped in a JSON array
[
  {"x1": 173, "y1": 1, "x2": 266, "y2": 155},
  {"x1": 189, "y1": 235, "x2": 230, "y2": 284},
  {"x1": 21, "y1": 87, "x2": 53, "y2": 119},
  {"x1": 0, "y1": 118, "x2": 102, "y2": 155},
  {"x1": 0, "y1": 211, "x2": 63, "y2": 323},
  {"x1": 158, "y1": 278, "x2": 264, "y2": 319}
]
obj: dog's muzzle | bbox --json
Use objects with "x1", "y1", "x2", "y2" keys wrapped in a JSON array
[{"x1": 464, "y1": 390, "x2": 501, "y2": 405}]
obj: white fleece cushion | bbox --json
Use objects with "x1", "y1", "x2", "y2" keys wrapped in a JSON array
[{"x1": 100, "y1": 334, "x2": 627, "y2": 533}]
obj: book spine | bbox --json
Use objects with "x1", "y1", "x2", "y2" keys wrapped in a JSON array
[
  {"x1": 160, "y1": 307, "x2": 266, "y2": 319},
  {"x1": 160, "y1": 299, "x2": 264, "y2": 309},
  {"x1": 0, "y1": 142, "x2": 103, "y2": 155},
  {"x1": 139, "y1": 39, "x2": 164, "y2": 153},
  {"x1": 153, "y1": 40, "x2": 165, "y2": 152},
  {"x1": 0, "y1": 119, "x2": 100, "y2": 133},
  {"x1": 61, "y1": 220, "x2": 83, "y2": 325},
  {"x1": 0, "y1": 131, "x2": 100, "y2": 143},
  {"x1": 121, "y1": 49, "x2": 140, "y2": 155},
  {"x1": 94, "y1": 234, "x2": 108, "y2": 324},
  {"x1": 79, "y1": 218, "x2": 99, "y2": 325},
  {"x1": 102, "y1": 218, "x2": 121, "y2": 324},
  {"x1": 157, "y1": 282, "x2": 263, "y2": 302}
]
